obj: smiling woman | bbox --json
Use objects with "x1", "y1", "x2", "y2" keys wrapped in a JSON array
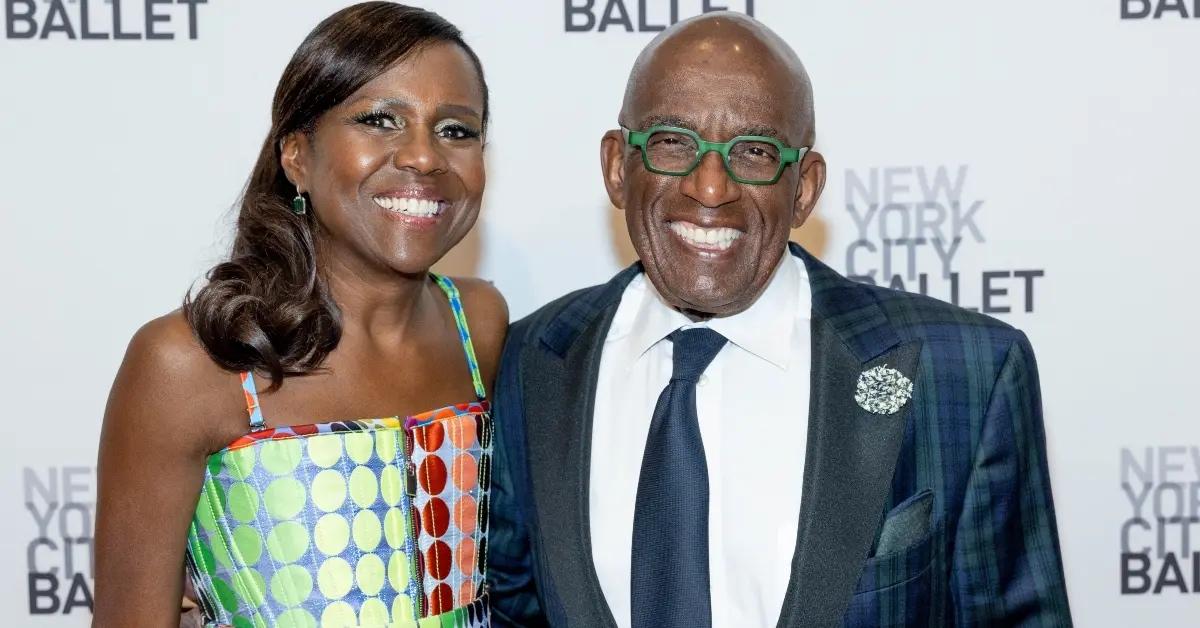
[{"x1": 92, "y1": 3, "x2": 506, "y2": 627}]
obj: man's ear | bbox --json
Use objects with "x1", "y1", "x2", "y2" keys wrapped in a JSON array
[
  {"x1": 792, "y1": 150, "x2": 827, "y2": 228},
  {"x1": 600, "y1": 130, "x2": 627, "y2": 210},
  {"x1": 279, "y1": 131, "x2": 311, "y2": 192}
]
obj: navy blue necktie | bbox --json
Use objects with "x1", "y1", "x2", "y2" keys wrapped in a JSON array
[{"x1": 631, "y1": 327, "x2": 727, "y2": 628}]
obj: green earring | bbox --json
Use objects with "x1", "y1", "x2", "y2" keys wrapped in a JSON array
[{"x1": 291, "y1": 187, "x2": 308, "y2": 216}]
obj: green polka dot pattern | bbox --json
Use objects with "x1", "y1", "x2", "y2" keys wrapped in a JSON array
[{"x1": 184, "y1": 411, "x2": 492, "y2": 627}]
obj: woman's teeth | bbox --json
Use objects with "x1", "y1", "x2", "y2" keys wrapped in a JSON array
[
  {"x1": 669, "y1": 222, "x2": 744, "y2": 251},
  {"x1": 372, "y1": 196, "x2": 443, "y2": 217}
]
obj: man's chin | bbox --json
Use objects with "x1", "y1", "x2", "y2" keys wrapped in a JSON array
[{"x1": 654, "y1": 278, "x2": 756, "y2": 319}]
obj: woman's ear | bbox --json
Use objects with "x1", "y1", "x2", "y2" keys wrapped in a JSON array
[{"x1": 279, "y1": 132, "x2": 310, "y2": 191}]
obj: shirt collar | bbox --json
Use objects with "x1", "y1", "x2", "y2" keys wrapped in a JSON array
[{"x1": 622, "y1": 249, "x2": 809, "y2": 370}]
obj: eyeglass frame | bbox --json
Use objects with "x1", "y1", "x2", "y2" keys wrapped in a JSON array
[{"x1": 621, "y1": 124, "x2": 810, "y2": 185}]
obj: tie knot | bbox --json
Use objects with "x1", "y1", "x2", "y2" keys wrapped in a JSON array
[{"x1": 668, "y1": 327, "x2": 728, "y2": 384}]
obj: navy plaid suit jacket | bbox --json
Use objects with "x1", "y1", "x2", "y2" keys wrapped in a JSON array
[{"x1": 486, "y1": 244, "x2": 1072, "y2": 627}]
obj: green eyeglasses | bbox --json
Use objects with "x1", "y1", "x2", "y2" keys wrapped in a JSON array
[{"x1": 622, "y1": 125, "x2": 809, "y2": 185}]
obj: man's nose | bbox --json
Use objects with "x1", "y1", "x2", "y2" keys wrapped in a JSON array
[{"x1": 678, "y1": 151, "x2": 741, "y2": 208}]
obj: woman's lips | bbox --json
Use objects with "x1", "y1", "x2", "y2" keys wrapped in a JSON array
[
  {"x1": 371, "y1": 195, "x2": 449, "y2": 229},
  {"x1": 372, "y1": 195, "x2": 445, "y2": 217}
]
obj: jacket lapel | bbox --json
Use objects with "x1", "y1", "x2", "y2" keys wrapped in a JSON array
[
  {"x1": 523, "y1": 246, "x2": 919, "y2": 627},
  {"x1": 523, "y1": 264, "x2": 642, "y2": 627},
  {"x1": 777, "y1": 244, "x2": 923, "y2": 628}
]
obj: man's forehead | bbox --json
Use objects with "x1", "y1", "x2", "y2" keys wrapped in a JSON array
[
  {"x1": 622, "y1": 15, "x2": 812, "y2": 142},
  {"x1": 626, "y1": 62, "x2": 801, "y2": 140}
]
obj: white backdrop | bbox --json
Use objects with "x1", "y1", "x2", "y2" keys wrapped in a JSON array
[{"x1": 2, "y1": 1, "x2": 1198, "y2": 625}]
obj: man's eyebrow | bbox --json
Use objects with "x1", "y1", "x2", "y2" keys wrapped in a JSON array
[
  {"x1": 735, "y1": 125, "x2": 785, "y2": 140},
  {"x1": 638, "y1": 114, "x2": 694, "y2": 129}
]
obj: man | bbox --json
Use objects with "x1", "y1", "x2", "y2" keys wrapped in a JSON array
[{"x1": 488, "y1": 12, "x2": 1071, "y2": 628}]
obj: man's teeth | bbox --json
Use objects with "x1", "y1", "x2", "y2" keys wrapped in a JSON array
[
  {"x1": 372, "y1": 196, "x2": 442, "y2": 217},
  {"x1": 669, "y1": 222, "x2": 744, "y2": 250}
]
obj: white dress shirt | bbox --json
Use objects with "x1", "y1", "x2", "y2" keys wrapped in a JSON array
[{"x1": 589, "y1": 251, "x2": 813, "y2": 627}]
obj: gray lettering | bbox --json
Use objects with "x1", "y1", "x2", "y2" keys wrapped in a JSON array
[
  {"x1": 24, "y1": 468, "x2": 57, "y2": 506},
  {"x1": 1013, "y1": 269, "x2": 1044, "y2": 313},
  {"x1": 846, "y1": 203, "x2": 878, "y2": 241},
  {"x1": 915, "y1": 201, "x2": 947, "y2": 241},
  {"x1": 932, "y1": 237, "x2": 962, "y2": 279},
  {"x1": 1155, "y1": 482, "x2": 1185, "y2": 519},
  {"x1": 845, "y1": 240, "x2": 876, "y2": 280},
  {"x1": 1123, "y1": 447, "x2": 1153, "y2": 484},
  {"x1": 6, "y1": 0, "x2": 37, "y2": 38},
  {"x1": 176, "y1": 0, "x2": 207, "y2": 39},
  {"x1": 59, "y1": 503, "x2": 92, "y2": 540},
  {"x1": 80, "y1": 0, "x2": 109, "y2": 39},
  {"x1": 1123, "y1": 518, "x2": 1151, "y2": 553},
  {"x1": 112, "y1": 0, "x2": 139, "y2": 39},
  {"x1": 26, "y1": 502, "x2": 57, "y2": 538},
  {"x1": 878, "y1": 203, "x2": 910, "y2": 240},
  {"x1": 62, "y1": 467, "x2": 90, "y2": 504},
  {"x1": 1122, "y1": 0, "x2": 1153, "y2": 18},
  {"x1": 890, "y1": 238, "x2": 925, "y2": 280},
  {"x1": 845, "y1": 168, "x2": 878, "y2": 206},
  {"x1": 1124, "y1": 481, "x2": 1153, "y2": 519},
  {"x1": 637, "y1": 0, "x2": 665, "y2": 30},
  {"x1": 27, "y1": 538, "x2": 56, "y2": 573},
  {"x1": 598, "y1": 0, "x2": 633, "y2": 32},
  {"x1": 1155, "y1": 0, "x2": 1190, "y2": 18},
  {"x1": 28, "y1": 573, "x2": 60, "y2": 614},
  {"x1": 39, "y1": 0, "x2": 75, "y2": 39},
  {"x1": 952, "y1": 201, "x2": 985, "y2": 243},
  {"x1": 1161, "y1": 446, "x2": 1187, "y2": 482},
  {"x1": 145, "y1": 0, "x2": 173, "y2": 39},
  {"x1": 883, "y1": 167, "x2": 912, "y2": 204},
  {"x1": 565, "y1": 0, "x2": 596, "y2": 30},
  {"x1": 917, "y1": 164, "x2": 968, "y2": 203},
  {"x1": 982, "y1": 271, "x2": 1011, "y2": 314}
]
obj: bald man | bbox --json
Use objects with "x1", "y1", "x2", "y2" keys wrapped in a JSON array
[{"x1": 488, "y1": 13, "x2": 1071, "y2": 628}]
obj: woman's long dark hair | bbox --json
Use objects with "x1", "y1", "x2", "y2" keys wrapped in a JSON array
[{"x1": 184, "y1": 2, "x2": 488, "y2": 390}]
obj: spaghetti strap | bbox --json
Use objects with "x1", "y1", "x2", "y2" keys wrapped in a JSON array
[
  {"x1": 431, "y1": 274, "x2": 488, "y2": 401},
  {"x1": 239, "y1": 372, "x2": 266, "y2": 431}
]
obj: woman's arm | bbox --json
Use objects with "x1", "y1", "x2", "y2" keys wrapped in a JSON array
[{"x1": 93, "y1": 313, "x2": 240, "y2": 627}]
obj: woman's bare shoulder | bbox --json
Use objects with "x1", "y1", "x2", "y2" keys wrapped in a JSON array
[
  {"x1": 108, "y1": 310, "x2": 246, "y2": 452},
  {"x1": 445, "y1": 277, "x2": 509, "y2": 384}
]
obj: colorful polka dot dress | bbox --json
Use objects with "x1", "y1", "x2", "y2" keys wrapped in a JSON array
[{"x1": 184, "y1": 276, "x2": 492, "y2": 628}]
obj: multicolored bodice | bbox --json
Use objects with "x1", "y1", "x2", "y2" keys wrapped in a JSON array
[{"x1": 184, "y1": 276, "x2": 492, "y2": 628}]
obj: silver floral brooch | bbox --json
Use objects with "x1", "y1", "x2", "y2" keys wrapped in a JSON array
[{"x1": 855, "y1": 365, "x2": 914, "y2": 415}]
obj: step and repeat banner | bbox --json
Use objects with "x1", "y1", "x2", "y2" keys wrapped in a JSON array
[{"x1": 1, "y1": 1, "x2": 1197, "y2": 625}]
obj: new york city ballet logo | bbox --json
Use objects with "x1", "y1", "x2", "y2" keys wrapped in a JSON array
[
  {"x1": 842, "y1": 165, "x2": 1044, "y2": 314},
  {"x1": 1120, "y1": 446, "x2": 1200, "y2": 594},
  {"x1": 1121, "y1": 0, "x2": 1200, "y2": 19},
  {"x1": 565, "y1": 0, "x2": 755, "y2": 32},
  {"x1": 24, "y1": 466, "x2": 95, "y2": 615},
  {"x1": 4, "y1": 0, "x2": 207, "y2": 40}
]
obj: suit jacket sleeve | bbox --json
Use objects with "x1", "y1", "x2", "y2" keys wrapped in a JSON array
[
  {"x1": 950, "y1": 332, "x2": 1073, "y2": 626},
  {"x1": 487, "y1": 329, "x2": 549, "y2": 627}
]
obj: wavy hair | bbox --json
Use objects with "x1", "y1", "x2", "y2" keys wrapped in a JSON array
[{"x1": 184, "y1": 2, "x2": 488, "y2": 390}]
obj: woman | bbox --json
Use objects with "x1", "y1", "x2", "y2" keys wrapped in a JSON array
[{"x1": 93, "y1": 3, "x2": 506, "y2": 626}]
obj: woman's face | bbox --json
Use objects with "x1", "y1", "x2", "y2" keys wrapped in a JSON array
[{"x1": 285, "y1": 41, "x2": 486, "y2": 277}]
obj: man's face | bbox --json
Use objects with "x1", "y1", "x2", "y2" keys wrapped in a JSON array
[{"x1": 602, "y1": 38, "x2": 825, "y2": 319}]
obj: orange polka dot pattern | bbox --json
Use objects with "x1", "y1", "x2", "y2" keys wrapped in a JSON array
[{"x1": 407, "y1": 410, "x2": 492, "y2": 616}]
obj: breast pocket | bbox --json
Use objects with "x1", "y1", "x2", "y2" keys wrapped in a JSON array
[{"x1": 843, "y1": 490, "x2": 942, "y2": 628}]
